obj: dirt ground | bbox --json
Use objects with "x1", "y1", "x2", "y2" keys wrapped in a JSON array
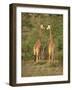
[{"x1": 21, "y1": 60, "x2": 63, "y2": 77}]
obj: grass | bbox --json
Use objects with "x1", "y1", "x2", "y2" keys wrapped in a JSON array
[{"x1": 21, "y1": 59, "x2": 63, "y2": 77}]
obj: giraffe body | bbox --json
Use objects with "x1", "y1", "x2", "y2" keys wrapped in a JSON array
[
  {"x1": 48, "y1": 39, "x2": 55, "y2": 63},
  {"x1": 33, "y1": 39, "x2": 41, "y2": 63},
  {"x1": 47, "y1": 25, "x2": 55, "y2": 63}
]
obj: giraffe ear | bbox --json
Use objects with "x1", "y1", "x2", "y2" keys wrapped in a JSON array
[
  {"x1": 47, "y1": 24, "x2": 51, "y2": 30},
  {"x1": 40, "y1": 24, "x2": 44, "y2": 29}
]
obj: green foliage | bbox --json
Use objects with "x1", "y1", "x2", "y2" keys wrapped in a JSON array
[{"x1": 21, "y1": 13, "x2": 63, "y2": 61}]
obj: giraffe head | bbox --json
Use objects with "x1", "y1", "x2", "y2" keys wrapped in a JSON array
[
  {"x1": 40, "y1": 24, "x2": 45, "y2": 30},
  {"x1": 46, "y1": 24, "x2": 51, "y2": 30}
]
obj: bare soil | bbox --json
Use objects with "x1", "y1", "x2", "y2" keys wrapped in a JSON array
[{"x1": 21, "y1": 60, "x2": 63, "y2": 77}]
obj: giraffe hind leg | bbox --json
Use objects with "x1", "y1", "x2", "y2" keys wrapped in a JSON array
[
  {"x1": 49, "y1": 54, "x2": 51, "y2": 63},
  {"x1": 36, "y1": 55, "x2": 38, "y2": 63},
  {"x1": 34, "y1": 55, "x2": 36, "y2": 62}
]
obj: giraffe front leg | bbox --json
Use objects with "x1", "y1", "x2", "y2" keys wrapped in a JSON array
[
  {"x1": 48, "y1": 48, "x2": 51, "y2": 64},
  {"x1": 38, "y1": 55, "x2": 40, "y2": 62},
  {"x1": 36, "y1": 51, "x2": 39, "y2": 64},
  {"x1": 52, "y1": 50, "x2": 54, "y2": 64},
  {"x1": 52, "y1": 54, "x2": 53, "y2": 63},
  {"x1": 49, "y1": 55, "x2": 51, "y2": 64},
  {"x1": 36, "y1": 55, "x2": 38, "y2": 63},
  {"x1": 53, "y1": 52, "x2": 55, "y2": 64},
  {"x1": 36, "y1": 55, "x2": 37, "y2": 63},
  {"x1": 48, "y1": 54, "x2": 50, "y2": 63},
  {"x1": 36, "y1": 50, "x2": 39, "y2": 63}
]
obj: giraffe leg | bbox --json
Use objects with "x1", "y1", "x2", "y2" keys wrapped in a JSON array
[
  {"x1": 37, "y1": 55, "x2": 39, "y2": 63},
  {"x1": 48, "y1": 53, "x2": 49, "y2": 63},
  {"x1": 49, "y1": 54, "x2": 51, "y2": 63},
  {"x1": 52, "y1": 49, "x2": 55, "y2": 64},
  {"x1": 48, "y1": 48, "x2": 51, "y2": 64},
  {"x1": 36, "y1": 51, "x2": 39, "y2": 63},
  {"x1": 35, "y1": 51, "x2": 37, "y2": 63},
  {"x1": 34, "y1": 55, "x2": 36, "y2": 62},
  {"x1": 38, "y1": 55, "x2": 40, "y2": 62},
  {"x1": 52, "y1": 53, "x2": 53, "y2": 63},
  {"x1": 51, "y1": 52, "x2": 53, "y2": 64},
  {"x1": 53, "y1": 51, "x2": 55, "y2": 64}
]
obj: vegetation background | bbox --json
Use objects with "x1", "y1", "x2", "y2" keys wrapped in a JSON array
[
  {"x1": 21, "y1": 13, "x2": 63, "y2": 77},
  {"x1": 21, "y1": 13, "x2": 63, "y2": 61}
]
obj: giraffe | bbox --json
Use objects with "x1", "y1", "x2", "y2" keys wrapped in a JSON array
[
  {"x1": 33, "y1": 39, "x2": 41, "y2": 63},
  {"x1": 33, "y1": 24, "x2": 44, "y2": 63},
  {"x1": 47, "y1": 25, "x2": 55, "y2": 63}
]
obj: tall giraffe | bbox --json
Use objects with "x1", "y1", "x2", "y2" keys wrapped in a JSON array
[{"x1": 47, "y1": 25, "x2": 55, "y2": 63}]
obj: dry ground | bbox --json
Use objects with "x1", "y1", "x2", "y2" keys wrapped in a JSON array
[{"x1": 21, "y1": 60, "x2": 63, "y2": 77}]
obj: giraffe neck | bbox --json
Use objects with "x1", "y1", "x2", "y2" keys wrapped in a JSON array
[{"x1": 50, "y1": 29, "x2": 52, "y2": 40}]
